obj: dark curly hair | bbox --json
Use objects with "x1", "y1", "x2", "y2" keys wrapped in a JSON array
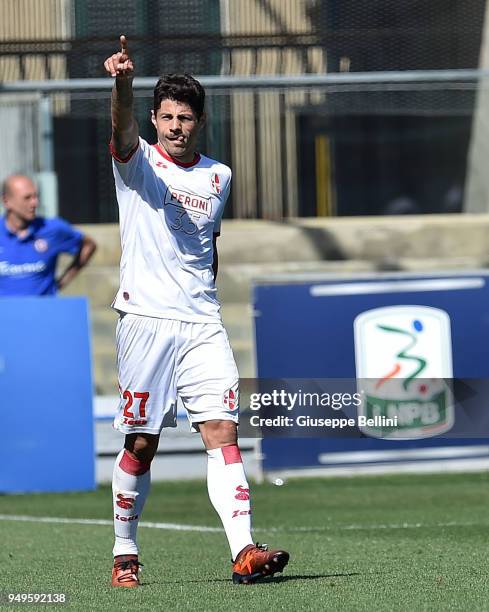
[{"x1": 153, "y1": 74, "x2": 205, "y2": 119}]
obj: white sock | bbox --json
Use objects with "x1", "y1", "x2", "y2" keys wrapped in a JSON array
[
  {"x1": 112, "y1": 449, "x2": 151, "y2": 557},
  {"x1": 207, "y1": 445, "x2": 254, "y2": 561}
]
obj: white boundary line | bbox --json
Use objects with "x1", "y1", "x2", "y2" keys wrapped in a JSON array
[
  {"x1": 0, "y1": 514, "x2": 221, "y2": 533},
  {"x1": 0, "y1": 514, "x2": 484, "y2": 533}
]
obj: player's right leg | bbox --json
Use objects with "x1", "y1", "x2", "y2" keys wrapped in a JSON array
[
  {"x1": 111, "y1": 433, "x2": 159, "y2": 587},
  {"x1": 111, "y1": 313, "x2": 179, "y2": 587}
]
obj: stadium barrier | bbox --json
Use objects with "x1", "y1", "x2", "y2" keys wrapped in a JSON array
[
  {"x1": 253, "y1": 270, "x2": 489, "y2": 477},
  {"x1": 0, "y1": 296, "x2": 95, "y2": 493}
]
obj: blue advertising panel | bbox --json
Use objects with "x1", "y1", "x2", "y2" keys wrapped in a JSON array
[
  {"x1": 253, "y1": 272, "x2": 489, "y2": 473},
  {"x1": 0, "y1": 297, "x2": 95, "y2": 492}
]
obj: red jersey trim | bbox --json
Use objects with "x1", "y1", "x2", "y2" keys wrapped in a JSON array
[
  {"x1": 109, "y1": 140, "x2": 139, "y2": 163},
  {"x1": 153, "y1": 143, "x2": 201, "y2": 168}
]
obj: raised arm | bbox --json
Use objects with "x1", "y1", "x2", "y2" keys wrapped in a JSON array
[{"x1": 104, "y1": 35, "x2": 139, "y2": 159}]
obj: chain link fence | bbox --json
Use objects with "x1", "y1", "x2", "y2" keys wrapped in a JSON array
[
  {"x1": 2, "y1": 73, "x2": 488, "y2": 221},
  {"x1": 0, "y1": 0, "x2": 488, "y2": 220}
]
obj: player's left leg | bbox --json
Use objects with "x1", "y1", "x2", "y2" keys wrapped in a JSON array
[
  {"x1": 178, "y1": 322, "x2": 289, "y2": 583},
  {"x1": 199, "y1": 419, "x2": 289, "y2": 584},
  {"x1": 199, "y1": 419, "x2": 254, "y2": 560},
  {"x1": 111, "y1": 433, "x2": 159, "y2": 587}
]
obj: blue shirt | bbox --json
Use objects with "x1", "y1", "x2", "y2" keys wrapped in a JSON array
[{"x1": 0, "y1": 216, "x2": 83, "y2": 296}]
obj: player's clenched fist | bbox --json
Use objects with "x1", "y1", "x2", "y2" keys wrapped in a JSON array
[{"x1": 104, "y1": 35, "x2": 134, "y2": 77}]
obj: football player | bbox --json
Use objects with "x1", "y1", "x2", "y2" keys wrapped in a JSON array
[{"x1": 104, "y1": 35, "x2": 289, "y2": 587}]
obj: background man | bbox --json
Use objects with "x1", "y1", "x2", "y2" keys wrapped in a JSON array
[
  {"x1": 0, "y1": 174, "x2": 97, "y2": 295},
  {"x1": 105, "y1": 35, "x2": 289, "y2": 587}
]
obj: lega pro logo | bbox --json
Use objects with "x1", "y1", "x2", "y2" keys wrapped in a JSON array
[{"x1": 354, "y1": 306, "x2": 454, "y2": 439}]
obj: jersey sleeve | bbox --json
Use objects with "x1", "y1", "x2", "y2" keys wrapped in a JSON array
[
  {"x1": 51, "y1": 218, "x2": 83, "y2": 255},
  {"x1": 214, "y1": 168, "x2": 232, "y2": 236},
  {"x1": 111, "y1": 137, "x2": 151, "y2": 191}
]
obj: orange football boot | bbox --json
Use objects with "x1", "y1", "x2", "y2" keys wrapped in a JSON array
[
  {"x1": 232, "y1": 543, "x2": 289, "y2": 584},
  {"x1": 111, "y1": 555, "x2": 143, "y2": 588}
]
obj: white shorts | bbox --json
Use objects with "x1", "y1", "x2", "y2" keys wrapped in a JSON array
[{"x1": 113, "y1": 313, "x2": 240, "y2": 435}]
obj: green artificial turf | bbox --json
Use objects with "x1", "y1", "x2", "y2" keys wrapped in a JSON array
[{"x1": 1, "y1": 472, "x2": 489, "y2": 611}]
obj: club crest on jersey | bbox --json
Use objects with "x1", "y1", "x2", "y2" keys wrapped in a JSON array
[
  {"x1": 34, "y1": 239, "x2": 48, "y2": 253},
  {"x1": 211, "y1": 173, "x2": 221, "y2": 194},
  {"x1": 165, "y1": 185, "x2": 211, "y2": 218},
  {"x1": 223, "y1": 384, "x2": 239, "y2": 411}
]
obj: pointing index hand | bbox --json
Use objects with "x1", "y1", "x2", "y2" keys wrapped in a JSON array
[
  {"x1": 104, "y1": 34, "x2": 134, "y2": 78},
  {"x1": 120, "y1": 35, "x2": 128, "y2": 60}
]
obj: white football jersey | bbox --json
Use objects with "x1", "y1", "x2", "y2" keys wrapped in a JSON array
[{"x1": 111, "y1": 137, "x2": 231, "y2": 322}]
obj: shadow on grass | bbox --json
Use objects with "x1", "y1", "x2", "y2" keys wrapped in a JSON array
[
  {"x1": 144, "y1": 572, "x2": 360, "y2": 586},
  {"x1": 255, "y1": 572, "x2": 361, "y2": 585}
]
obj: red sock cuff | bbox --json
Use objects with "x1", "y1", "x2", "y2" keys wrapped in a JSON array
[
  {"x1": 221, "y1": 444, "x2": 242, "y2": 465},
  {"x1": 119, "y1": 449, "x2": 151, "y2": 475}
]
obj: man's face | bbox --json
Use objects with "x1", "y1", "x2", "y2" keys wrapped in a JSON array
[
  {"x1": 3, "y1": 176, "x2": 39, "y2": 224},
  {"x1": 151, "y1": 99, "x2": 204, "y2": 163}
]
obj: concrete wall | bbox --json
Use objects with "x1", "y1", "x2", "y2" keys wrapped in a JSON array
[
  {"x1": 73, "y1": 214, "x2": 489, "y2": 266},
  {"x1": 225, "y1": 0, "x2": 326, "y2": 218},
  {"x1": 0, "y1": 0, "x2": 70, "y2": 81},
  {"x1": 61, "y1": 215, "x2": 489, "y2": 394}
]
